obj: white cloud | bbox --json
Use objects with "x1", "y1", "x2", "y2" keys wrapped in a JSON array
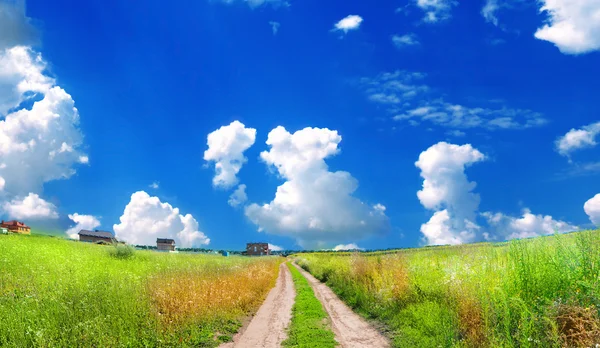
[
  {"x1": 0, "y1": 176, "x2": 4, "y2": 191},
  {"x1": 228, "y1": 184, "x2": 248, "y2": 207},
  {"x1": 584, "y1": 194, "x2": 600, "y2": 226},
  {"x1": 65, "y1": 213, "x2": 100, "y2": 239},
  {"x1": 421, "y1": 209, "x2": 479, "y2": 245},
  {"x1": 204, "y1": 121, "x2": 256, "y2": 189},
  {"x1": 245, "y1": 126, "x2": 389, "y2": 248},
  {"x1": 113, "y1": 191, "x2": 210, "y2": 247},
  {"x1": 392, "y1": 34, "x2": 420, "y2": 48},
  {"x1": 333, "y1": 15, "x2": 363, "y2": 33},
  {"x1": 534, "y1": 0, "x2": 600, "y2": 54},
  {"x1": 0, "y1": 45, "x2": 53, "y2": 115},
  {"x1": 269, "y1": 21, "x2": 280, "y2": 35},
  {"x1": 268, "y1": 243, "x2": 283, "y2": 251},
  {"x1": 149, "y1": 181, "x2": 159, "y2": 189},
  {"x1": 415, "y1": 142, "x2": 485, "y2": 245},
  {"x1": 555, "y1": 121, "x2": 600, "y2": 158},
  {"x1": 333, "y1": 243, "x2": 363, "y2": 251},
  {"x1": 0, "y1": 46, "x2": 87, "y2": 197},
  {"x1": 2, "y1": 192, "x2": 58, "y2": 220},
  {"x1": 481, "y1": 0, "x2": 499, "y2": 26},
  {"x1": 483, "y1": 209, "x2": 578, "y2": 240},
  {"x1": 415, "y1": 0, "x2": 457, "y2": 23},
  {"x1": 360, "y1": 70, "x2": 547, "y2": 130},
  {"x1": 0, "y1": 1, "x2": 38, "y2": 51}
]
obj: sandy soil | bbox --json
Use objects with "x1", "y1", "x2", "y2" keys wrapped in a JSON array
[
  {"x1": 220, "y1": 262, "x2": 295, "y2": 348},
  {"x1": 293, "y1": 263, "x2": 391, "y2": 348}
]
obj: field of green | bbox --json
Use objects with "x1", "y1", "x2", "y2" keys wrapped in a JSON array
[
  {"x1": 295, "y1": 230, "x2": 600, "y2": 347},
  {"x1": 0, "y1": 234, "x2": 281, "y2": 347}
]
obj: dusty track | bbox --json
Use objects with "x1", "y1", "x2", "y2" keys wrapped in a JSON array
[
  {"x1": 293, "y1": 263, "x2": 391, "y2": 348},
  {"x1": 220, "y1": 262, "x2": 295, "y2": 348}
]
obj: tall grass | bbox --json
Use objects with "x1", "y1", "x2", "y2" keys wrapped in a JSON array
[
  {"x1": 296, "y1": 230, "x2": 600, "y2": 347},
  {"x1": 0, "y1": 234, "x2": 281, "y2": 347}
]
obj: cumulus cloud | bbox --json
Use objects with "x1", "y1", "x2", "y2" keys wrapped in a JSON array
[
  {"x1": 416, "y1": 142, "x2": 485, "y2": 245},
  {"x1": 359, "y1": 70, "x2": 547, "y2": 131},
  {"x1": 482, "y1": 209, "x2": 578, "y2": 240},
  {"x1": 2, "y1": 192, "x2": 58, "y2": 220},
  {"x1": 333, "y1": 243, "x2": 363, "y2": 251},
  {"x1": 245, "y1": 126, "x2": 389, "y2": 248},
  {"x1": 228, "y1": 184, "x2": 248, "y2": 207},
  {"x1": 584, "y1": 194, "x2": 600, "y2": 226},
  {"x1": 415, "y1": 0, "x2": 457, "y2": 23},
  {"x1": 392, "y1": 34, "x2": 420, "y2": 48},
  {"x1": 534, "y1": 0, "x2": 600, "y2": 54},
  {"x1": 65, "y1": 213, "x2": 100, "y2": 239},
  {"x1": 0, "y1": 0, "x2": 38, "y2": 51},
  {"x1": 113, "y1": 191, "x2": 210, "y2": 247},
  {"x1": 333, "y1": 15, "x2": 363, "y2": 33},
  {"x1": 204, "y1": 121, "x2": 256, "y2": 189},
  {"x1": 481, "y1": 0, "x2": 499, "y2": 26},
  {"x1": 555, "y1": 122, "x2": 600, "y2": 158},
  {"x1": 268, "y1": 243, "x2": 283, "y2": 251},
  {"x1": 0, "y1": 46, "x2": 87, "y2": 197}
]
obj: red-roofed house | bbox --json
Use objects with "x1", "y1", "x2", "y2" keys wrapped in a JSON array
[{"x1": 0, "y1": 220, "x2": 31, "y2": 235}]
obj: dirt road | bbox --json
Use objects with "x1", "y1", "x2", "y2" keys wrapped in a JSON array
[
  {"x1": 293, "y1": 263, "x2": 391, "y2": 348},
  {"x1": 220, "y1": 262, "x2": 295, "y2": 348}
]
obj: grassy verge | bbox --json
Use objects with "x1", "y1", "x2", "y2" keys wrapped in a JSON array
[
  {"x1": 296, "y1": 230, "x2": 600, "y2": 347},
  {"x1": 0, "y1": 234, "x2": 280, "y2": 347},
  {"x1": 282, "y1": 262, "x2": 337, "y2": 348}
]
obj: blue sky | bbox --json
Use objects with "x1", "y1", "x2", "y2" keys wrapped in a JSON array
[{"x1": 0, "y1": 0, "x2": 599, "y2": 250}]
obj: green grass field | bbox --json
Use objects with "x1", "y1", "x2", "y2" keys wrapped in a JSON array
[
  {"x1": 282, "y1": 262, "x2": 337, "y2": 348},
  {"x1": 295, "y1": 230, "x2": 600, "y2": 347},
  {"x1": 0, "y1": 233, "x2": 280, "y2": 347}
]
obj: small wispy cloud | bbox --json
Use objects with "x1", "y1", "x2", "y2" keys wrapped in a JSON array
[
  {"x1": 332, "y1": 15, "x2": 363, "y2": 33},
  {"x1": 392, "y1": 34, "x2": 420, "y2": 48},
  {"x1": 269, "y1": 21, "x2": 280, "y2": 35},
  {"x1": 415, "y1": 0, "x2": 458, "y2": 23},
  {"x1": 555, "y1": 122, "x2": 600, "y2": 159},
  {"x1": 218, "y1": 0, "x2": 290, "y2": 9},
  {"x1": 359, "y1": 70, "x2": 546, "y2": 131},
  {"x1": 481, "y1": 0, "x2": 499, "y2": 26}
]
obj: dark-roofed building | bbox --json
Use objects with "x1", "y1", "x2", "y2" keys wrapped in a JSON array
[
  {"x1": 157, "y1": 238, "x2": 175, "y2": 251},
  {"x1": 246, "y1": 242, "x2": 270, "y2": 256},
  {"x1": 0, "y1": 220, "x2": 31, "y2": 234},
  {"x1": 78, "y1": 230, "x2": 116, "y2": 244}
]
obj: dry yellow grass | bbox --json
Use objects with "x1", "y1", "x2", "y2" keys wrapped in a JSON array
[{"x1": 148, "y1": 258, "x2": 281, "y2": 326}]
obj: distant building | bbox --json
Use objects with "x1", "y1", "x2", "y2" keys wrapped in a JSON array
[
  {"x1": 221, "y1": 250, "x2": 229, "y2": 257},
  {"x1": 78, "y1": 230, "x2": 116, "y2": 244},
  {"x1": 1, "y1": 227, "x2": 8, "y2": 234},
  {"x1": 157, "y1": 238, "x2": 176, "y2": 251},
  {"x1": 0, "y1": 220, "x2": 31, "y2": 234},
  {"x1": 246, "y1": 242, "x2": 270, "y2": 256}
]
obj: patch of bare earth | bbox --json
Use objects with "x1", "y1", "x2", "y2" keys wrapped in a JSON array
[
  {"x1": 220, "y1": 262, "x2": 296, "y2": 348},
  {"x1": 292, "y1": 263, "x2": 391, "y2": 348}
]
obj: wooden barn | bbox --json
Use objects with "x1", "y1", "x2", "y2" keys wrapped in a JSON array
[
  {"x1": 246, "y1": 242, "x2": 270, "y2": 256},
  {"x1": 0, "y1": 220, "x2": 31, "y2": 234},
  {"x1": 78, "y1": 230, "x2": 116, "y2": 244},
  {"x1": 157, "y1": 238, "x2": 176, "y2": 251}
]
